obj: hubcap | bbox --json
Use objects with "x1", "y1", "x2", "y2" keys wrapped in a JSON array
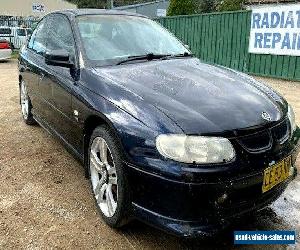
[
  {"x1": 90, "y1": 137, "x2": 118, "y2": 217},
  {"x1": 20, "y1": 81, "x2": 29, "y2": 119}
]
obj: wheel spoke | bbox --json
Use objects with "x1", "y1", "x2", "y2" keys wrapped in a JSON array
[
  {"x1": 90, "y1": 150, "x2": 104, "y2": 172},
  {"x1": 107, "y1": 164, "x2": 116, "y2": 175},
  {"x1": 108, "y1": 176, "x2": 117, "y2": 185},
  {"x1": 94, "y1": 175, "x2": 106, "y2": 196},
  {"x1": 21, "y1": 104, "x2": 25, "y2": 114},
  {"x1": 106, "y1": 184, "x2": 117, "y2": 216},
  {"x1": 99, "y1": 139, "x2": 108, "y2": 164},
  {"x1": 96, "y1": 183, "x2": 107, "y2": 204}
]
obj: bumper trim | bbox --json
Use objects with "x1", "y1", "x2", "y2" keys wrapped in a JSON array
[
  {"x1": 132, "y1": 202, "x2": 228, "y2": 238},
  {"x1": 132, "y1": 181, "x2": 285, "y2": 238},
  {"x1": 125, "y1": 161, "x2": 265, "y2": 186},
  {"x1": 130, "y1": 175, "x2": 295, "y2": 238}
]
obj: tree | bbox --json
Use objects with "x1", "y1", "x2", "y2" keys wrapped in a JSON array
[
  {"x1": 167, "y1": 0, "x2": 198, "y2": 16},
  {"x1": 66, "y1": 0, "x2": 153, "y2": 8},
  {"x1": 66, "y1": 0, "x2": 107, "y2": 8},
  {"x1": 167, "y1": 0, "x2": 219, "y2": 16},
  {"x1": 217, "y1": 0, "x2": 245, "y2": 12},
  {"x1": 197, "y1": 0, "x2": 217, "y2": 13}
]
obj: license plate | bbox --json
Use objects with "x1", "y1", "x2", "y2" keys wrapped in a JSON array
[{"x1": 262, "y1": 156, "x2": 292, "y2": 193}]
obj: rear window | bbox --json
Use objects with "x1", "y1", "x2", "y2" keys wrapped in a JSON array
[{"x1": 0, "y1": 28, "x2": 11, "y2": 35}]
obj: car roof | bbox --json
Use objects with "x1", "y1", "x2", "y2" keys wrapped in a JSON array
[{"x1": 51, "y1": 9, "x2": 148, "y2": 18}]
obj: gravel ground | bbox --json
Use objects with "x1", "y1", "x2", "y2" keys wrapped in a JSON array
[{"x1": 0, "y1": 60, "x2": 299, "y2": 250}]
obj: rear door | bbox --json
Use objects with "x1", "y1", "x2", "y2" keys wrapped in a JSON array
[{"x1": 23, "y1": 18, "x2": 50, "y2": 119}]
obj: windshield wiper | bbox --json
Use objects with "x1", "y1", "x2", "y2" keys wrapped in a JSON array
[
  {"x1": 161, "y1": 52, "x2": 193, "y2": 60},
  {"x1": 116, "y1": 52, "x2": 193, "y2": 65},
  {"x1": 116, "y1": 53, "x2": 170, "y2": 65}
]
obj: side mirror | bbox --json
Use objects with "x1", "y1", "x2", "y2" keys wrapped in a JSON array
[
  {"x1": 184, "y1": 44, "x2": 190, "y2": 50},
  {"x1": 45, "y1": 49, "x2": 73, "y2": 68}
]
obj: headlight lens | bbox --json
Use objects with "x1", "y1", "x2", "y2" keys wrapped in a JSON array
[
  {"x1": 288, "y1": 104, "x2": 297, "y2": 133},
  {"x1": 156, "y1": 134, "x2": 235, "y2": 164}
]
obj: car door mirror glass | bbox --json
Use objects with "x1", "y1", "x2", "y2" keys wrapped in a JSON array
[{"x1": 45, "y1": 49, "x2": 73, "y2": 68}]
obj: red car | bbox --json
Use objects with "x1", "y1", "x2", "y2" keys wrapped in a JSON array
[{"x1": 0, "y1": 40, "x2": 12, "y2": 60}]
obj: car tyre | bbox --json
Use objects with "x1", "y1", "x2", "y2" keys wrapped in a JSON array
[
  {"x1": 88, "y1": 125, "x2": 130, "y2": 228},
  {"x1": 20, "y1": 80, "x2": 36, "y2": 125}
]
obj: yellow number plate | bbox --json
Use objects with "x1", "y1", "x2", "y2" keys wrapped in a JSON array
[{"x1": 262, "y1": 156, "x2": 292, "y2": 193}]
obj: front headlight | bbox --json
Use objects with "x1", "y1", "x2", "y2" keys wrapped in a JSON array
[
  {"x1": 156, "y1": 134, "x2": 235, "y2": 164},
  {"x1": 288, "y1": 104, "x2": 297, "y2": 134}
]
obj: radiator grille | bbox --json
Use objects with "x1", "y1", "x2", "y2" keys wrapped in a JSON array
[{"x1": 237, "y1": 119, "x2": 290, "y2": 152}]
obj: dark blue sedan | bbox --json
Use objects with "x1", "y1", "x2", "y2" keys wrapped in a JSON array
[{"x1": 18, "y1": 9, "x2": 300, "y2": 238}]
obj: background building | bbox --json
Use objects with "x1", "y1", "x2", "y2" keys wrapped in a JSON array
[
  {"x1": 245, "y1": 0, "x2": 299, "y2": 8},
  {"x1": 0, "y1": 0, "x2": 76, "y2": 17},
  {"x1": 114, "y1": 0, "x2": 170, "y2": 18}
]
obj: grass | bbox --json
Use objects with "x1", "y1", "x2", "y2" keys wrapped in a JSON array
[{"x1": 11, "y1": 50, "x2": 19, "y2": 59}]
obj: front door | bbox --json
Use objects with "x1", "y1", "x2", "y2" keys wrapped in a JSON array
[{"x1": 41, "y1": 14, "x2": 80, "y2": 150}]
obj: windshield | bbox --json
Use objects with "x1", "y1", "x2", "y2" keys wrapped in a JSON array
[{"x1": 76, "y1": 15, "x2": 189, "y2": 66}]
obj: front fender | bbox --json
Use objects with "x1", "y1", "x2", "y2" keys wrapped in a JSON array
[{"x1": 73, "y1": 80, "x2": 175, "y2": 170}]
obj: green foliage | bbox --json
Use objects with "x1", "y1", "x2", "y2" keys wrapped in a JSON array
[
  {"x1": 167, "y1": 0, "x2": 245, "y2": 16},
  {"x1": 217, "y1": 0, "x2": 245, "y2": 12},
  {"x1": 66, "y1": 0, "x2": 154, "y2": 8},
  {"x1": 66, "y1": 0, "x2": 245, "y2": 13},
  {"x1": 167, "y1": 0, "x2": 198, "y2": 16},
  {"x1": 114, "y1": 0, "x2": 153, "y2": 7},
  {"x1": 68, "y1": 0, "x2": 106, "y2": 8},
  {"x1": 197, "y1": 0, "x2": 217, "y2": 13},
  {"x1": 167, "y1": 0, "x2": 224, "y2": 16}
]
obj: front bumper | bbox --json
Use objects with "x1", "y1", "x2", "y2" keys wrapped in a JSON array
[
  {"x1": 126, "y1": 162, "x2": 297, "y2": 238},
  {"x1": 125, "y1": 128, "x2": 300, "y2": 238}
]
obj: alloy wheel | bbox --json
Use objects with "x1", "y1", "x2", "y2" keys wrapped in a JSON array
[
  {"x1": 90, "y1": 137, "x2": 118, "y2": 218},
  {"x1": 20, "y1": 81, "x2": 29, "y2": 120}
]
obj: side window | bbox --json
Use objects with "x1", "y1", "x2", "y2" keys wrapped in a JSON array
[
  {"x1": 47, "y1": 15, "x2": 76, "y2": 60},
  {"x1": 28, "y1": 18, "x2": 48, "y2": 55}
]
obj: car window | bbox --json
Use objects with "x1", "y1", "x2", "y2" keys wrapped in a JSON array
[
  {"x1": 17, "y1": 29, "x2": 26, "y2": 36},
  {"x1": 47, "y1": 14, "x2": 76, "y2": 61},
  {"x1": 0, "y1": 28, "x2": 12, "y2": 35},
  {"x1": 27, "y1": 29, "x2": 33, "y2": 36},
  {"x1": 28, "y1": 18, "x2": 49, "y2": 55}
]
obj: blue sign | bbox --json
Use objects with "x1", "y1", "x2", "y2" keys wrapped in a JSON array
[{"x1": 249, "y1": 4, "x2": 300, "y2": 56}]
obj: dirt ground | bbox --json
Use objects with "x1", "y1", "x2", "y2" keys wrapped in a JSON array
[{"x1": 0, "y1": 60, "x2": 299, "y2": 250}]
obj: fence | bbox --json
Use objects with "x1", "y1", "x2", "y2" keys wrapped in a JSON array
[
  {"x1": 0, "y1": 16, "x2": 39, "y2": 49},
  {"x1": 157, "y1": 10, "x2": 300, "y2": 81}
]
